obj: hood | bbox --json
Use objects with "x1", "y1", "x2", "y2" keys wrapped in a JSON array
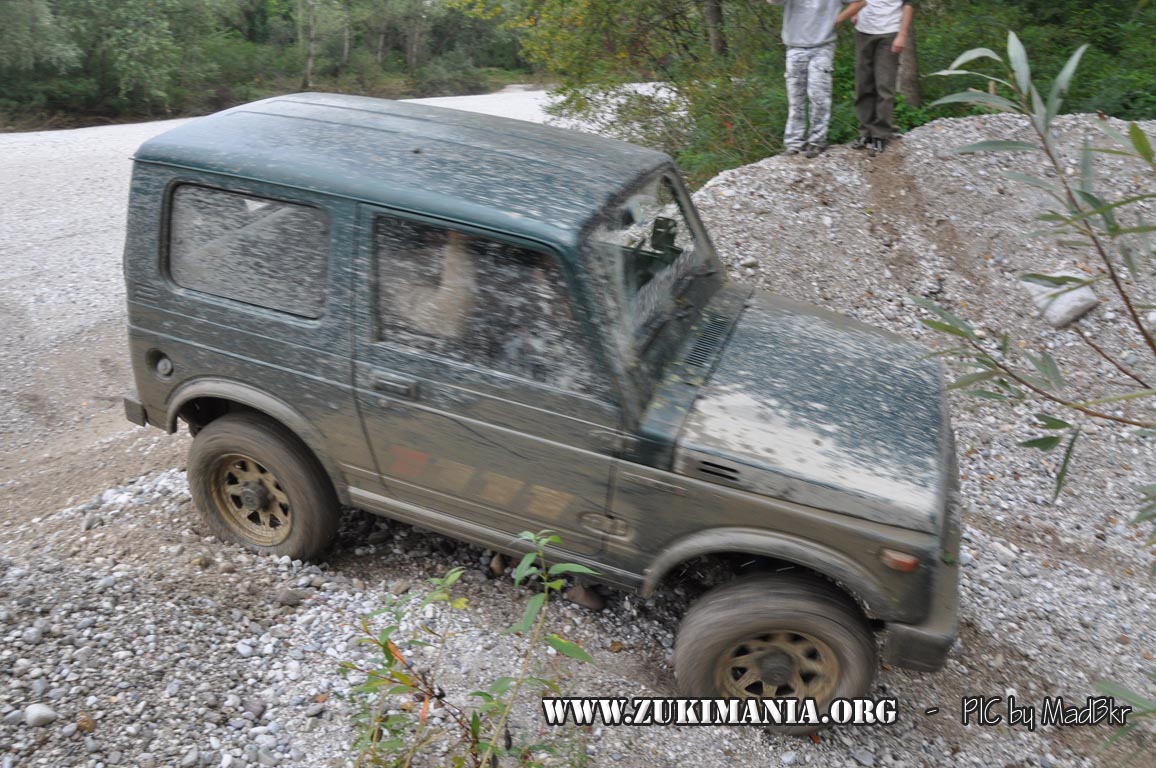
[{"x1": 674, "y1": 291, "x2": 949, "y2": 533}]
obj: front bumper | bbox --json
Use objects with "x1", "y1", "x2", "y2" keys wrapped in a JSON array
[
  {"x1": 881, "y1": 491, "x2": 961, "y2": 672},
  {"x1": 123, "y1": 394, "x2": 148, "y2": 427}
]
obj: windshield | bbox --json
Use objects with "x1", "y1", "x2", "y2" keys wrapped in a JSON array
[{"x1": 587, "y1": 172, "x2": 714, "y2": 354}]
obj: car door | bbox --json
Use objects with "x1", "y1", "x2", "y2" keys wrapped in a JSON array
[{"x1": 350, "y1": 207, "x2": 623, "y2": 557}]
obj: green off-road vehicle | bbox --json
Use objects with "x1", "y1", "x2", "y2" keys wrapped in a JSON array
[{"x1": 123, "y1": 93, "x2": 960, "y2": 725}]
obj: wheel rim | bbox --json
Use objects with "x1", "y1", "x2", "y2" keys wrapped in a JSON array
[
  {"x1": 716, "y1": 631, "x2": 841, "y2": 702},
  {"x1": 209, "y1": 453, "x2": 292, "y2": 547}
]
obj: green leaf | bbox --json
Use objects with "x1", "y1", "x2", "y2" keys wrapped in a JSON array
[
  {"x1": 1001, "y1": 171, "x2": 1065, "y2": 203},
  {"x1": 929, "y1": 69, "x2": 1016, "y2": 91},
  {"x1": 1078, "y1": 389, "x2": 1156, "y2": 407},
  {"x1": 1079, "y1": 139, "x2": 1095, "y2": 194},
  {"x1": 1134, "y1": 503, "x2": 1156, "y2": 524},
  {"x1": 1074, "y1": 190, "x2": 1118, "y2": 232},
  {"x1": 953, "y1": 139, "x2": 1039, "y2": 154},
  {"x1": 512, "y1": 552, "x2": 539, "y2": 585},
  {"x1": 1007, "y1": 31, "x2": 1031, "y2": 94},
  {"x1": 547, "y1": 563, "x2": 599, "y2": 577},
  {"x1": 1000, "y1": 333, "x2": 1011, "y2": 357},
  {"x1": 1019, "y1": 273, "x2": 1086, "y2": 287},
  {"x1": 922, "y1": 319, "x2": 973, "y2": 339},
  {"x1": 489, "y1": 676, "x2": 518, "y2": 695},
  {"x1": 525, "y1": 676, "x2": 562, "y2": 694},
  {"x1": 506, "y1": 592, "x2": 545, "y2": 635},
  {"x1": 912, "y1": 296, "x2": 975, "y2": 336},
  {"x1": 1096, "y1": 680, "x2": 1156, "y2": 711},
  {"x1": 1129, "y1": 122, "x2": 1154, "y2": 164},
  {"x1": 948, "y1": 370, "x2": 999, "y2": 390},
  {"x1": 471, "y1": 711, "x2": 481, "y2": 741},
  {"x1": 1052, "y1": 429, "x2": 1080, "y2": 502},
  {"x1": 967, "y1": 389, "x2": 1008, "y2": 400},
  {"x1": 1046, "y1": 44, "x2": 1088, "y2": 123},
  {"x1": 546, "y1": 634, "x2": 594, "y2": 663},
  {"x1": 931, "y1": 91, "x2": 1023, "y2": 114},
  {"x1": 946, "y1": 47, "x2": 1004, "y2": 70},
  {"x1": 1024, "y1": 350, "x2": 1065, "y2": 389},
  {"x1": 1040, "y1": 351, "x2": 1065, "y2": 389},
  {"x1": 1035, "y1": 414, "x2": 1072, "y2": 430},
  {"x1": 1110, "y1": 225, "x2": 1156, "y2": 236},
  {"x1": 1020, "y1": 435, "x2": 1062, "y2": 451}
]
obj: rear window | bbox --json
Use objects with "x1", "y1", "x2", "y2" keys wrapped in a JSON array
[{"x1": 168, "y1": 185, "x2": 329, "y2": 318}]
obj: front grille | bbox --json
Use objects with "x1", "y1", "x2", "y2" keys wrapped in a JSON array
[{"x1": 684, "y1": 313, "x2": 729, "y2": 370}]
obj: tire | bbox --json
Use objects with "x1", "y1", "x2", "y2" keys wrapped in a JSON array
[
  {"x1": 672, "y1": 573, "x2": 876, "y2": 735},
  {"x1": 187, "y1": 412, "x2": 339, "y2": 561}
]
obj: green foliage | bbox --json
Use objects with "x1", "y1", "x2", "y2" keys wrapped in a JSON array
[
  {"x1": 344, "y1": 531, "x2": 595, "y2": 767},
  {"x1": 0, "y1": 0, "x2": 528, "y2": 125},
  {"x1": 918, "y1": 30, "x2": 1156, "y2": 753}
]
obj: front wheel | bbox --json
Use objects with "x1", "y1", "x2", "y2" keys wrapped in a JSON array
[
  {"x1": 672, "y1": 573, "x2": 876, "y2": 735},
  {"x1": 187, "y1": 412, "x2": 339, "y2": 561}
]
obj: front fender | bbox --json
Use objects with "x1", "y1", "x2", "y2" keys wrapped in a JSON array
[
  {"x1": 165, "y1": 377, "x2": 351, "y2": 506},
  {"x1": 640, "y1": 527, "x2": 893, "y2": 619}
]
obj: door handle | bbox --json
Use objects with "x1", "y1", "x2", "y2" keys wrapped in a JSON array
[{"x1": 373, "y1": 375, "x2": 420, "y2": 400}]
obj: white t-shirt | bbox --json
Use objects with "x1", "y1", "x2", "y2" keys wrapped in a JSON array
[{"x1": 855, "y1": 0, "x2": 913, "y2": 36}]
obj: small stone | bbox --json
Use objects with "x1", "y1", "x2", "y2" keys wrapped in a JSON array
[
  {"x1": 740, "y1": 256, "x2": 759, "y2": 268},
  {"x1": 304, "y1": 703, "x2": 325, "y2": 718},
  {"x1": 180, "y1": 747, "x2": 200, "y2": 767},
  {"x1": 781, "y1": 751, "x2": 798, "y2": 765},
  {"x1": 275, "y1": 589, "x2": 306, "y2": 607},
  {"x1": 21, "y1": 627, "x2": 42, "y2": 645},
  {"x1": 243, "y1": 699, "x2": 267, "y2": 718},
  {"x1": 24, "y1": 703, "x2": 58, "y2": 727},
  {"x1": 1022, "y1": 271, "x2": 1099, "y2": 328},
  {"x1": 389, "y1": 580, "x2": 412, "y2": 596},
  {"x1": 851, "y1": 747, "x2": 876, "y2": 767},
  {"x1": 235, "y1": 643, "x2": 255, "y2": 658},
  {"x1": 83, "y1": 514, "x2": 103, "y2": 531},
  {"x1": 564, "y1": 584, "x2": 604, "y2": 612}
]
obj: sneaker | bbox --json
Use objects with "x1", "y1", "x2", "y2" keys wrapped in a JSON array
[
  {"x1": 804, "y1": 143, "x2": 827, "y2": 159},
  {"x1": 851, "y1": 135, "x2": 871, "y2": 150},
  {"x1": 868, "y1": 137, "x2": 888, "y2": 157},
  {"x1": 784, "y1": 146, "x2": 803, "y2": 156}
]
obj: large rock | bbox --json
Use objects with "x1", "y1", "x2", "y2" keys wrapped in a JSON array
[{"x1": 1022, "y1": 271, "x2": 1100, "y2": 328}]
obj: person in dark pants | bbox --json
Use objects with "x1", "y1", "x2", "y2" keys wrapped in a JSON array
[{"x1": 841, "y1": 0, "x2": 916, "y2": 156}]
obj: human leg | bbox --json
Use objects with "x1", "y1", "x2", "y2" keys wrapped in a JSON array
[
  {"x1": 853, "y1": 31, "x2": 877, "y2": 141},
  {"x1": 784, "y1": 47, "x2": 810, "y2": 153},
  {"x1": 806, "y1": 43, "x2": 835, "y2": 151},
  {"x1": 871, "y1": 33, "x2": 900, "y2": 141}
]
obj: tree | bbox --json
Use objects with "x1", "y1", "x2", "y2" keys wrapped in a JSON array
[
  {"x1": 897, "y1": 22, "x2": 922, "y2": 107},
  {"x1": 703, "y1": 0, "x2": 727, "y2": 57},
  {"x1": 0, "y1": 0, "x2": 79, "y2": 74}
]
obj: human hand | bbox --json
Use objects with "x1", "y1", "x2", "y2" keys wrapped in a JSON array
[{"x1": 891, "y1": 35, "x2": 906, "y2": 54}]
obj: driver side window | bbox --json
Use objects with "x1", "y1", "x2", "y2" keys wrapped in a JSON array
[{"x1": 372, "y1": 215, "x2": 609, "y2": 397}]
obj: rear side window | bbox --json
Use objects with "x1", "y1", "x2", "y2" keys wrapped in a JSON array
[
  {"x1": 372, "y1": 215, "x2": 607, "y2": 396},
  {"x1": 168, "y1": 185, "x2": 329, "y2": 318}
]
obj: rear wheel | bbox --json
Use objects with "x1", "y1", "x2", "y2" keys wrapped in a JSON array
[
  {"x1": 187, "y1": 412, "x2": 339, "y2": 561},
  {"x1": 673, "y1": 573, "x2": 876, "y2": 735}
]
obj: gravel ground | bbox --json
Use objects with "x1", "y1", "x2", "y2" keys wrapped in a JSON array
[{"x1": 2, "y1": 108, "x2": 1155, "y2": 767}]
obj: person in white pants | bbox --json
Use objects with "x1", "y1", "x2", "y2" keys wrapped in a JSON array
[{"x1": 769, "y1": 0, "x2": 857, "y2": 158}]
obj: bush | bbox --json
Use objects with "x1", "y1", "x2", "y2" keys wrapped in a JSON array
[{"x1": 410, "y1": 50, "x2": 489, "y2": 98}]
